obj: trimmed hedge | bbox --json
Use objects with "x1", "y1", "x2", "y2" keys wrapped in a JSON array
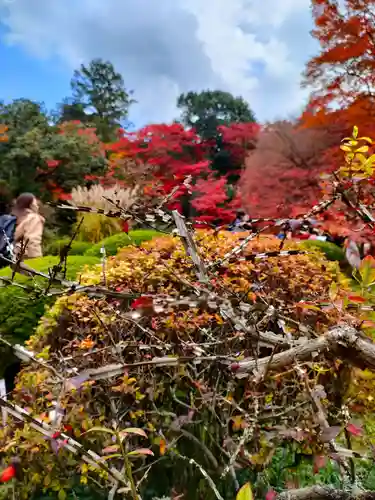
[
  {"x1": 85, "y1": 229, "x2": 162, "y2": 258},
  {"x1": 299, "y1": 239, "x2": 345, "y2": 262},
  {"x1": 0, "y1": 255, "x2": 101, "y2": 364},
  {"x1": 45, "y1": 239, "x2": 93, "y2": 256}
]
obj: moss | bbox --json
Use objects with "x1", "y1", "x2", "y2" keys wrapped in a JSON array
[{"x1": 85, "y1": 229, "x2": 163, "y2": 257}]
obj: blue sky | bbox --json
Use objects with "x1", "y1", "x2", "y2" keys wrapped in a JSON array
[
  {"x1": 0, "y1": 0, "x2": 316, "y2": 127},
  {"x1": 0, "y1": 26, "x2": 71, "y2": 112}
]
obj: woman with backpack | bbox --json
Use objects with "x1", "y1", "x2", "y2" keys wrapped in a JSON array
[{"x1": 12, "y1": 193, "x2": 45, "y2": 260}]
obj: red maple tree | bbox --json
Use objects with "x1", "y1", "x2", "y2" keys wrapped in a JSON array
[
  {"x1": 303, "y1": 0, "x2": 375, "y2": 119},
  {"x1": 299, "y1": 0, "x2": 375, "y2": 240},
  {"x1": 97, "y1": 123, "x2": 257, "y2": 223},
  {"x1": 240, "y1": 121, "x2": 339, "y2": 218}
]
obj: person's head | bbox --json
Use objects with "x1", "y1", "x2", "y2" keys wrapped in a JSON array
[{"x1": 13, "y1": 193, "x2": 38, "y2": 218}]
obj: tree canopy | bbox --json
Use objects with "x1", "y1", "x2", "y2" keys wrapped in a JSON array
[
  {"x1": 70, "y1": 58, "x2": 135, "y2": 141},
  {"x1": 177, "y1": 90, "x2": 256, "y2": 139}
]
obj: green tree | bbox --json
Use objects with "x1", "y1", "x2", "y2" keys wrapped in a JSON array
[
  {"x1": 54, "y1": 98, "x2": 91, "y2": 125},
  {"x1": 70, "y1": 58, "x2": 135, "y2": 141},
  {"x1": 177, "y1": 90, "x2": 256, "y2": 139},
  {"x1": 0, "y1": 99, "x2": 106, "y2": 199},
  {"x1": 0, "y1": 98, "x2": 49, "y2": 135}
]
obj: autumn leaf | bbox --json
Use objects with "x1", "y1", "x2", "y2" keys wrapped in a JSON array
[
  {"x1": 159, "y1": 438, "x2": 167, "y2": 456},
  {"x1": 346, "y1": 423, "x2": 362, "y2": 437},
  {"x1": 102, "y1": 445, "x2": 120, "y2": 454},
  {"x1": 347, "y1": 295, "x2": 366, "y2": 303},
  {"x1": 127, "y1": 448, "x2": 154, "y2": 457},
  {"x1": 265, "y1": 490, "x2": 277, "y2": 500},
  {"x1": 236, "y1": 482, "x2": 253, "y2": 500},
  {"x1": 119, "y1": 427, "x2": 148, "y2": 441}
]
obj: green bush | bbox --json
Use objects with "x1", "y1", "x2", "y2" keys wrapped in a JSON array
[
  {"x1": 85, "y1": 229, "x2": 162, "y2": 257},
  {"x1": 0, "y1": 255, "x2": 100, "y2": 364},
  {"x1": 300, "y1": 239, "x2": 345, "y2": 262},
  {"x1": 45, "y1": 239, "x2": 93, "y2": 256}
]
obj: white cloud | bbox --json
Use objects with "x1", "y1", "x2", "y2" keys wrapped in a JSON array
[{"x1": 0, "y1": 0, "x2": 317, "y2": 125}]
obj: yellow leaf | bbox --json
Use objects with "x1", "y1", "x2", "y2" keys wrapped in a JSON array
[
  {"x1": 232, "y1": 416, "x2": 244, "y2": 431},
  {"x1": 81, "y1": 463, "x2": 89, "y2": 474},
  {"x1": 236, "y1": 482, "x2": 254, "y2": 500},
  {"x1": 363, "y1": 154, "x2": 375, "y2": 168},
  {"x1": 329, "y1": 281, "x2": 338, "y2": 302},
  {"x1": 355, "y1": 145, "x2": 369, "y2": 153},
  {"x1": 353, "y1": 126, "x2": 358, "y2": 139},
  {"x1": 340, "y1": 145, "x2": 352, "y2": 152},
  {"x1": 358, "y1": 136, "x2": 373, "y2": 144}
]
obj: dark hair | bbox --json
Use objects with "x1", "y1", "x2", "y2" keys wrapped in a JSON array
[{"x1": 12, "y1": 193, "x2": 36, "y2": 218}]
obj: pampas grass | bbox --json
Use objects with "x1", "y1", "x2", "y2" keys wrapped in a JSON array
[{"x1": 70, "y1": 184, "x2": 138, "y2": 243}]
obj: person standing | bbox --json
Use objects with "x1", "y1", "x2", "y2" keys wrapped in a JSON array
[{"x1": 12, "y1": 193, "x2": 45, "y2": 260}]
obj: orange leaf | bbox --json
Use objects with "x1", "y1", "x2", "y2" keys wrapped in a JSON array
[
  {"x1": 347, "y1": 295, "x2": 366, "y2": 303},
  {"x1": 159, "y1": 439, "x2": 167, "y2": 456}
]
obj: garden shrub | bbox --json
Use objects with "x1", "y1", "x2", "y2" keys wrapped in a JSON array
[
  {"x1": 45, "y1": 239, "x2": 93, "y2": 256},
  {"x1": 85, "y1": 229, "x2": 162, "y2": 257},
  {"x1": 299, "y1": 239, "x2": 345, "y2": 262},
  {"x1": 0, "y1": 255, "x2": 101, "y2": 375},
  {"x1": 1, "y1": 233, "x2": 351, "y2": 499}
]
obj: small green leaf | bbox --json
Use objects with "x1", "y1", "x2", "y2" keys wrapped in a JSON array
[
  {"x1": 236, "y1": 482, "x2": 254, "y2": 500},
  {"x1": 84, "y1": 426, "x2": 116, "y2": 436},
  {"x1": 353, "y1": 125, "x2": 358, "y2": 139},
  {"x1": 101, "y1": 453, "x2": 123, "y2": 461},
  {"x1": 58, "y1": 490, "x2": 67, "y2": 500}
]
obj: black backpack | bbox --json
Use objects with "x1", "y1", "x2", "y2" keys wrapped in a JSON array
[{"x1": 0, "y1": 214, "x2": 17, "y2": 267}]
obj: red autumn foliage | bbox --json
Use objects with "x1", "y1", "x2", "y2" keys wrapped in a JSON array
[
  {"x1": 303, "y1": 0, "x2": 375, "y2": 118},
  {"x1": 240, "y1": 121, "x2": 339, "y2": 218},
  {"x1": 92, "y1": 122, "x2": 258, "y2": 223},
  {"x1": 0, "y1": 464, "x2": 16, "y2": 483}
]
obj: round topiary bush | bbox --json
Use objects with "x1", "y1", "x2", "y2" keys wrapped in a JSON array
[
  {"x1": 85, "y1": 229, "x2": 162, "y2": 258},
  {"x1": 1, "y1": 233, "x2": 358, "y2": 499},
  {"x1": 45, "y1": 239, "x2": 93, "y2": 256},
  {"x1": 299, "y1": 239, "x2": 345, "y2": 262}
]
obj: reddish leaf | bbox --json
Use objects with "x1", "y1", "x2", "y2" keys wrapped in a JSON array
[
  {"x1": 313, "y1": 455, "x2": 327, "y2": 474},
  {"x1": 347, "y1": 295, "x2": 366, "y2": 303},
  {"x1": 127, "y1": 448, "x2": 154, "y2": 456},
  {"x1": 0, "y1": 465, "x2": 16, "y2": 483},
  {"x1": 265, "y1": 490, "x2": 277, "y2": 500},
  {"x1": 131, "y1": 297, "x2": 153, "y2": 310},
  {"x1": 346, "y1": 423, "x2": 363, "y2": 437},
  {"x1": 102, "y1": 445, "x2": 120, "y2": 454}
]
